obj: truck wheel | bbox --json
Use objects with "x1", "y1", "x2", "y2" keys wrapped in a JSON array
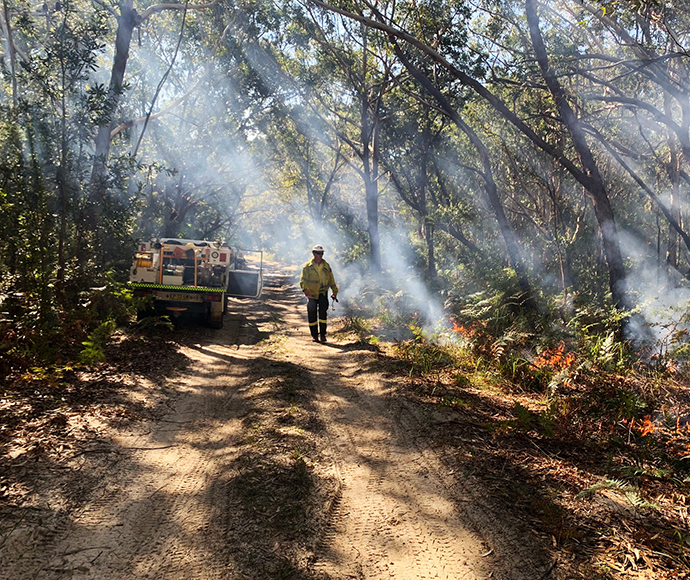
[{"x1": 206, "y1": 310, "x2": 223, "y2": 329}]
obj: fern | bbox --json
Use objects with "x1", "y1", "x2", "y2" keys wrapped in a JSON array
[
  {"x1": 624, "y1": 491, "x2": 661, "y2": 511},
  {"x1": 576, "y1": 478, "x2": 628, "y2": 499},
  {"x1": 135, "y1": 315, "x2": 174, "y2": 332},
  {"x1": 78, "y1": 319, "x2": 117, "y2": 365},
  {"x1": 577, "y1": 479, "x2": 660, "y2": 511}
]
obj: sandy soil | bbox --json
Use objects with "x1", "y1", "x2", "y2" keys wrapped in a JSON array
[{"x1": 0, "y1": 264, "x2": 555, "y2": 579}]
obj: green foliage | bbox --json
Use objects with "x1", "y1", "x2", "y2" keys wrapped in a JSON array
[
  {"x1": 0, "y1": 0, "x2": 136, "y2": 371},
  {"x1": 626, "y1": 413, "x2": 690, "y2": 476},
  {"x1": 498, "y1": 352, "x2": 549, "y2": 391},
  {"x1": 447, "y1": 285, "x2": 556, "y2": 390},
  {"x1": 342, "y1": 277, "x2": 443, "y2": 341},
  {"x1": 135, "y1": 315, "x2": 175, "y2": 333},
  {"x1": 576, "y1": 478, "x2": 627, "y2": 499},
  {"x1": 395, "y1": 325, "x2": 458, "y2": 376},
  {"x1": 550, "y1": 382, "x2": 647, "y2": 429},
  {"x1": 641, "y1": 303, "x2": 690, "y2": 372},
  {"x1": 568, "y1": 306, "x2": 631, "y2": 371},
  {"x1": 80, "y1": 275, "x2": 136, "y2": 326},
  {"x1": 673, "y1": 529, "x2": 690, "y2": 563},
  {"x1": 78, "y1": 319, "x2": 117, "y2": 365},
  {"x1": 136, "y1": 315, "x2": 175, "y2": 334},
  {"x1": 339, "y1": 315, "x2": 373, "y2": 343},
  {"x1": 583, "y1": 331, "x2": 628, "y2": 372},
  {"x1": 576, "y1": 478, "x2": 661, "y2": 511},
  {"x1": 452, "y1": 279, "x2": 536, "y2": 338},
  {"x1": 512, "y1": 402, "x2": 554, "y2": 437},
  {"x1": 342, "y1": 316, "x2": 371, "y2": 334}
]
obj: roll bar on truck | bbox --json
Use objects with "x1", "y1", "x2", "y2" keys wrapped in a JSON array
[{"x1": 129, "y1": 238, "x2": 263, "y2": 328}]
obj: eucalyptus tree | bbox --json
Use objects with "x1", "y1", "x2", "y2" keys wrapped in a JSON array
[
  {"x1": 308, "y1": 0, "x2": 636, "y2": 313},
  {"x1": 266, "y1": 111, "x2": 347, "y2": 225},
  {"x1": 379, "y1": 91, "x2": 448, "y2": 280},
  {"x1": 375, "y1": 0, "x2": 475, "y2": 281},
  {"x1": 84, "y1": 0, "x2": 282, "y2": 246},
  {"x1": 551, "y1": 0, "x2": 690, "y2": 271},
  {"x1": 291, "y1": 3, "x2": 396, "y2": 272},
  {"x1": 310, "y1": 0, "x2": 549, "y2": 308},
  {"x1": 39, "y1": 1, "x2": 109, "y2": 284},
  {"x1": 477, "y1": 0, "x2": 690, "y2": 295},
  {"x1": 230, "y1": 4, "x2": 353, "y2": 231},
  {"x1": 89, "y1": 0, "x2": 218, "y2": 205},
  {"x1": 519, "y1": 0, "x2": 629, "y2": 311},
  {"x1": 212, "y1": 0, "x2": 395, "y2": 270}
]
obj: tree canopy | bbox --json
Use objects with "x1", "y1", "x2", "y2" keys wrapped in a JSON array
[{"x1": 2, "y1": 0, "x2": 690, "y2": 353}]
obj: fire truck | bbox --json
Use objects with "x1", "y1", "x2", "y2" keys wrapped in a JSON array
[{"x1": 129, "y1": 238, "x2": 263, "y2": 328}]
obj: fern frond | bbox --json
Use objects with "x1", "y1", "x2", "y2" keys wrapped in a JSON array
[
  {"x1": 576, "y1": 478, "x2": 628, "y2": 499},
  {"x1": 624, "y1": 491, "x2": 661, "y2": 511}
]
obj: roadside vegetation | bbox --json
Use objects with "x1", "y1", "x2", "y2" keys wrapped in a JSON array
[
  {"x1": 334, "y1": 286, "x2": 690, "y2": 578},
  {"x1": 2, "y1": 0, "x2": 690, "y2": 576}
]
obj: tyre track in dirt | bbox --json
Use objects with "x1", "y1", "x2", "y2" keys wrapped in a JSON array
[
  {"x1": 392, "y1": 400, "x2": 557, "y2": 580},
  {"x1": 303, "y1": 358, "x2": 489, "y2": 580},
  {"x1": 2, "y1": 327, "x2": 255, "y2": 580},
  {"x1": 2, "y1": 264, "x2": 554, "y2": 580},
  {"x1": 273, "y1": 283, "x2": 493, "y2": 579},
  {"x1": 273, "y1": 271, "x2": 556, "y2": 580}
]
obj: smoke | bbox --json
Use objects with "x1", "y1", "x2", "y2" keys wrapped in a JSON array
[
  {"x1": 618, "y1": 229, "x2": 690, "y2": 349},
  {"x1": 313, "y1": 217, "x2": 450, "y2": 340}
]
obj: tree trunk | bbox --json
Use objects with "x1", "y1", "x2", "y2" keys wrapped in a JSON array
[
  {"x1": 364, "y1": 163, "x2": 381, "y2": 272},
  {"x1": 424, "y1": 219, "x2": 436, "y2": 279},
  {"x1": 435, "y1": 222, "x2": 481, "y2": 255},
  {"x1": 1, "y1": 0, "x2": 18, "y2": 106},
  {"x1": 163, "y1": 172, "x2": 192, "y2": 237},
  {"x1": 57, "y1": 56, "x2": 68, "y2": 288},
  {"x1": 665, "y1": 92, "x2": 681, "y2": 268},
  {"x1": 525, "y1": 0, "x2": 628, "y2": 310},
  {"x1": 90, "y1": 0, "x2": 138, "y2": 209},
  {"x1": 417, "y1": 116, "x2": 437, "y2": 280},
  {"x1": 361, "y1": 24, "x2": 381, "y2": 273}
]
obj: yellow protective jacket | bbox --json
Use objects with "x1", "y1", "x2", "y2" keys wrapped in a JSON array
[{"x1": 300, "y1": 258, "x2": 338, "y2": 298}]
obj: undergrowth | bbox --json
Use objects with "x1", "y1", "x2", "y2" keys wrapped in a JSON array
[
  {"x1": 377, "y1": 289, "x2": 690, "y2": 574},
  {"x1": 385, "y1": 288, "x2": 690, "y2": 491},
  {"x1": 1, "y1": 278, "x2": 172, "y2": 388}
]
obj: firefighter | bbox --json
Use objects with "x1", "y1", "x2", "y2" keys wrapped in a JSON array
[{"x1": 300, "y1": 245, "x2": 338, "y2": 343}]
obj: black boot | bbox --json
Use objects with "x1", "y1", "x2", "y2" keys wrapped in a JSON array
[
  {"x1": 310, "y1": 326, "x2": 320, "y2": 342},
  {"x1": 319, "y1": 323, "x2": 327, "y2": 343}
]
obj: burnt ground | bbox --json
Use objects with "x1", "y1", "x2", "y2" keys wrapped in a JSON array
[{"x1": 0, "y1": 263, "x2": 688, "y2": 579}]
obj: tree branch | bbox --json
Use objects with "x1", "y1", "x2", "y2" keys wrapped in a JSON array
[{"x1": 139, "y1": 0, "x2": 218, "y2": 21}]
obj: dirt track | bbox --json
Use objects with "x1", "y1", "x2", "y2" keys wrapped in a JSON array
[{"x1": 1, "y1": 265, "x2": 554, "y2": 579}]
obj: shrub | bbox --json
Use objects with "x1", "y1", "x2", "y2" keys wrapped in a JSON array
[
  {"x1": 395, "y1": 325, "x2": 458, "y2": 376},
  {"x1": 78, "y1": 319, "x2": 117, "y2": 365}
]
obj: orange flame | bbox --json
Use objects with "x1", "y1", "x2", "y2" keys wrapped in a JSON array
[{"x1": 533, "y1": 343, "x2": 575, "y2": 371}]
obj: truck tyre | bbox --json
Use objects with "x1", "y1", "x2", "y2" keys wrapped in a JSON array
[{"x1": 206, "y1": 309, "x2": 223, "y2": 329}]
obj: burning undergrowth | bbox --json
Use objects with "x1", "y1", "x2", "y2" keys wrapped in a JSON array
[
  {"x1": 358, "y1": 295, "x2": 690, "y2": 578},
  {"x1": 330, "y1": 273, "x2": 690, "y2": 576}
]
